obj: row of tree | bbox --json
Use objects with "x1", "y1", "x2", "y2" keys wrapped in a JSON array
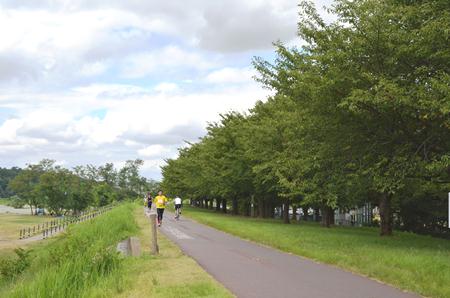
[
  {"x1": 0, "y1": 167, "x2": 22, "y2": 198},
  {"x1": 162, "y1": 0, "x2": 450, "y2": 236},
  {"x1": 6, "y1": 159, "x2": 159, "y2": 215}
]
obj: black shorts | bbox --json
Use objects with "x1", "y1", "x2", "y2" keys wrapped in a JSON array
[{"x1": 175, "y1": 204, "x2": 182, "y2": 210}]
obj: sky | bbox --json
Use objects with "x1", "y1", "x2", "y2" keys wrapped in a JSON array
[{"x1": 0, "y1": 0, "x2": 333, "y2": 180}]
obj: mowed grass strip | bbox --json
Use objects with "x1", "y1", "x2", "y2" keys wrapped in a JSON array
[
  {"x1": 112, "y1": 205, "x2": 232, "y2": 298},
  {"x1": 0, "y1": 213, "x2": 51, "y2": 255},
  {"x1": 183, "y1": 206, "x2": 450, "y2": 298}
]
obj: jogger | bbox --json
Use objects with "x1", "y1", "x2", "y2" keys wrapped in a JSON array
[{"x1": 154, "y1": 190, "x2": 168, "y2": 226}]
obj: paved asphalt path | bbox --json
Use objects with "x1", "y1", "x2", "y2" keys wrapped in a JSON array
[{"x1": 159, "y1": 212, "x2": 419, "y2": 298}]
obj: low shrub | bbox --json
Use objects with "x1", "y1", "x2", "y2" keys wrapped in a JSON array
[{"x1": 0, "y1": 249, "x2": 32, "y2": 281}]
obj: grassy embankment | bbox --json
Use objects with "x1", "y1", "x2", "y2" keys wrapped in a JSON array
[
  {"x1": 183, "y1": 206, "x2": 450, "y2": 298},
  {"x1": 0, "y1": 203, "x2": 231, "y2": 298}
]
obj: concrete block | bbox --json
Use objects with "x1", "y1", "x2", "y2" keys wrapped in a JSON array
[
  {"x1": 116, "y1": 236, "x2": 141, "y2": 257},
  {"x1": 128, "y1": 236, "x2": 141, "y2": 257}
]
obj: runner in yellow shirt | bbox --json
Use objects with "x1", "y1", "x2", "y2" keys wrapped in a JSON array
[{"x1": 154, "y1": 190, "x2": 168, "y2": 226}]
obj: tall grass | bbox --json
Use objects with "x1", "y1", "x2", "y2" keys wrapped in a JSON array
[{"x1": 4, "y1": 203, "x2": 137, "y2": 298}]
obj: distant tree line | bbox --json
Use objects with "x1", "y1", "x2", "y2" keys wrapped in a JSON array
[
  {"x1": 162, "y1": 0, "x2": 450, "y2": 237},
  {"x1": 5, "y1": 159, "x2": 158, "y2": 215},
  {"x1": 0, "y1": 167, "x2": 22, "y2": 198}
]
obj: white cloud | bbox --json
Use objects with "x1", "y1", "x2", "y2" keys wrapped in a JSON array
[
  {"x1": 1, "y1": 0, "x2": 329, "y2": 53},
  {"x1": 205, "y1": 67, "x2": 255, "y2": 84},
  {"x1": 0, "y1": 119, "x2": 22, "y2": 145},
  {"x1": 0, "y1": 0, "x2": 334, "y2": 179},
  {"x1": 0, "y1": 81, "x2": 269, "y2": 178},
  {"x1": 154, "y1": 82, "x2": 179, "y2": 93},
  {"x1": 0, "y1": 8, "x2": 164, "y2": 87},
  {"x1": 121, "y1": 46, "x2": 217, "y2": 78},
  {"x1": 138, "y1": 145, "x2": 168, "y2": 158},
  {"x1": 79, "y1": 62, "x2": 108, "y2": 77}
]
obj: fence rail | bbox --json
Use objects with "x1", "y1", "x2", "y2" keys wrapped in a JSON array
[{"x1": 18, "y1": 205, "x2": 114, "y2": 240}]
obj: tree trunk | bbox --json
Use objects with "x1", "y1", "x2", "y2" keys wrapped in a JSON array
[
  {"x1": 283, "y1": 200, "x2": 290, "y2": 224},
  {"x1": 321, "y1": 208, "x2": 327, "y2": 227},
  {"x1": 245, "y1": 202, "x2": 251, "y2": 216},
  {"x1": 258, "y1": 198, "x2": 265, "y2": 218},
  {"x1": 379, "y1": 193, "x2": 393, "y2": 236},
  {"x1": 329, "y1": 207, "x2": 335, "y2": 225},
  {"x1": 232, "y1": 197, "x2": 238, "y2": 215},
  {"x1": 215, "y1": 198, "x2": 221, "y2": 212},
  {"x1": 222, "y1": 199, "x2": 227, "y2": 213},
  {"x1": 264, "y1": 201, "x2": 270, "y2": 218},
  {"x1": 302, "y1": 207, "x2": 309, "y2": 221},
  {"x1": 314, "y1": 208, "x2": 320, "y2": 222},
  {"x1": 321, "y1": 206, "x2": 334, "y2": 228},
  {"x1": 269, "y1": 202, "x2": 275, "y2": 218}
]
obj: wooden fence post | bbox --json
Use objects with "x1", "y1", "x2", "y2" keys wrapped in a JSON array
[{"x1": 149, "y1": 207, "x2": 159, "y2": 255}]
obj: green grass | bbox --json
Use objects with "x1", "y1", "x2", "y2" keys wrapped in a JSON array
[
  {"x1": 112, "y1": 205, "x2": 232, "y2": 298},
  {"x1": 1, "y1": 203, "x2": 138, "y2": 298},
  {"x1": 0, "y1": 204, "x2": 232, "y2": 298},
  {"x1": 0, "y1": 213, "x2": 50, "y2": 240},
  {"x1": 0, "y1": 213, "x2": 51, "y2": 255},
  {"x1": 183, "y1": 206, "x2": 450, "y2": 298}
]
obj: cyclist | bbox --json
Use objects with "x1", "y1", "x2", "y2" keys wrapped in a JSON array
[
  {"x1": 174, "y1": 196, "x2": 182, "y2": 220},
  {"x1": 154, "y1": 190, "x2": 168, "y2": 226}
]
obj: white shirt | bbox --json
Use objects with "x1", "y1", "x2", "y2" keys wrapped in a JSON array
[{"x1": 174, "y1": 197, "x2": 182, "y2": 205}]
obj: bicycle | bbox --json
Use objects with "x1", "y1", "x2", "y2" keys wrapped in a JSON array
[{"x1": 174, "y1": 205, "x2": 181, "y2": 220}]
